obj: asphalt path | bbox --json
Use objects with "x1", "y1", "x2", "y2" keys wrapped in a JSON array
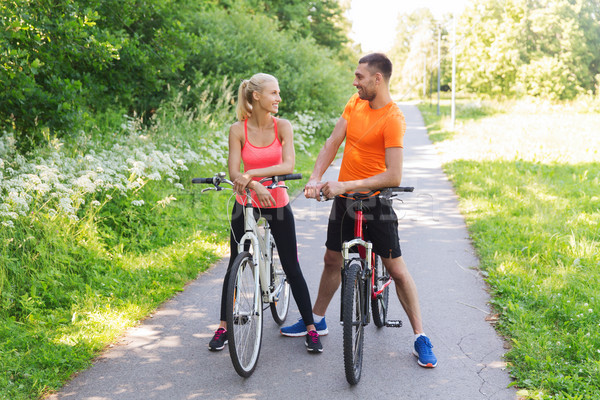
[{"x1": 48, "y1": 104, "x2": 518, "y2": 400}]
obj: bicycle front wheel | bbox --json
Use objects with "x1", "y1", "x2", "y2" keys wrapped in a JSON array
[
  {"x1": 226, "y1": 251, "x2": 263, "y2": 377},
  {"x1": 269, "y1": 238, "x2": 290, "y2": 324},
  {"x1": 342, "y1": 260, "x2": 365, "y2": 385},
  {"x1": 371, "y1": 255, "x2": 390, "y2": 328}
]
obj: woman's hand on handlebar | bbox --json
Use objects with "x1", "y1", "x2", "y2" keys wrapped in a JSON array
[
  {"x1": 233, "y1": 173, "x2": 253, "y2": 195},
  {"x1": 253, "y1": 183, "x2": 276, "y2": 207}
]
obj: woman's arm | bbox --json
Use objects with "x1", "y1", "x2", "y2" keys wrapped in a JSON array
[{"x1": 228, "y1": 123, "x2": 244, "y2": 183}]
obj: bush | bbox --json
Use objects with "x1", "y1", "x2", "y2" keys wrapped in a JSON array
[{"x1": 517, "y1": 56, "x2": 581, "y2": 101}]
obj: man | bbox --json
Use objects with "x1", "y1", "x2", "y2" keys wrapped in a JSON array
[{"x1": 280, "y1": 53, "x2": 437, "y2": 368}]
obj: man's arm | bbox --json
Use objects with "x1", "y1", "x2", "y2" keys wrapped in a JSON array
[
  {"x1": 320, "y1": 147, "x2": 404, "y2": 198},
  {"x1": 304, "y1": 116, "x2": 347, "y2": 198}
]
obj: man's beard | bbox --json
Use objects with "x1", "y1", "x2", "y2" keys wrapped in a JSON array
[{"x1": 358, "y1": 88, "x2": 375, "y2": 101}]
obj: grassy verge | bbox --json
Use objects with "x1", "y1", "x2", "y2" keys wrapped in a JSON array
[
  {"x1": 0, "y1": 91, "x2": 332, "y2": 399},
  {"x1": 418, "y1": 99, "x2": 600, "y2": 400}
]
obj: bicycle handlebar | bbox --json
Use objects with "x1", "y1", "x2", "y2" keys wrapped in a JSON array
[
  {"x1": 316, "y1": 186, "x2": 414, "y2": 201},
  {"x1": 388, "y1": 186, "x2": 414, "y2": 192},
  {"x1": 191, "y1": 172, "x2": 302, "y2": 189},
  {"x1": 266, "y1": 173, "x2": 302, "y2": 183},
  {"x1": 191, "y1": 177, "x2": 215, "y2": 184}
]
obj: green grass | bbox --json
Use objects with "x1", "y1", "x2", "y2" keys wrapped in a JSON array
[{"x1": 419, "y1": 100, "x2": 600, "y2": 400}]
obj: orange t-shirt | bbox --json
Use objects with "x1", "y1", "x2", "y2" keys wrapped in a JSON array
[{"x1": 338, "y1": 93, "x2": 405, "y2": 182}]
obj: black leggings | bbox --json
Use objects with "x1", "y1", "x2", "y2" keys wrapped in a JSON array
[{"x1": 219, "y1": 202, "x2": 314, "y2": 326}]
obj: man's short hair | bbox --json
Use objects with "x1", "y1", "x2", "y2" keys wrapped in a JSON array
[{"x1": 358, "y1": 53, "x2": 392, "y2": 81}]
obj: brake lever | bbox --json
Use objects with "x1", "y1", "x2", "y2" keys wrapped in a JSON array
[
  {"x1": 201, "y1": 186, "x2": 231, "y2": 193},
  {"x1": 267, "y1": 182, "x2": 288, "y2": 190},
  {"x1": 383, "y1": 192, "x2": 403, "y2": 202}
]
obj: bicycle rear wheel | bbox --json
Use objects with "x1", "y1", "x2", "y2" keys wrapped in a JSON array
[
  {"x1": 226, "y1": 251, "x2": 263, "y2": 377},
  {"x1": 269, "y1": 238, "x2": 290, "y2": 324},
  {"x1": 371, "y1": 255, "x2": 390, "y2": 328},
  {"x1": 342, "y1": 260, "x2": 365, "y2": 385}
]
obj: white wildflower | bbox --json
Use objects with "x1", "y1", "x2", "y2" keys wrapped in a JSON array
[
  {"x1": 35, "y1": 183, "x2": 51, "y2": 194},
  {"x1": 131, "y1": 200, "x2": 145, "y2": 206},
  {"x1": 147, "y1": 172, "x2": 161, "y2": 181},
  {"x1": 74, "y1": 175, "x2": 97, "y2": 194}
]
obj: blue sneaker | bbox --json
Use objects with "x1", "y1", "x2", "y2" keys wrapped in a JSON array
[
  {"x1": 280, "y1": 318, "x2": 328, "y2": 337},
  {"x1": 413, "y1": 335, "x2": 437, "y2": 368}
]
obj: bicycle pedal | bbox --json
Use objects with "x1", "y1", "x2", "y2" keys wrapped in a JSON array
[{"x1": 385, "y1": 319, "x2": 402, "y2": 328}]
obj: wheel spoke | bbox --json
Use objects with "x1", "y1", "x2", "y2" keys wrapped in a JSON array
[{"x1": 226, "y1": 252, "x2": 263, "y2": 377}]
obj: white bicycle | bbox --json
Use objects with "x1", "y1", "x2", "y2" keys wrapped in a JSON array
[{"x1": 192, "y1": 172, "x2": 302, "y2": 377}]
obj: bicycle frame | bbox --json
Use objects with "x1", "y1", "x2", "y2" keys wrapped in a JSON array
[
  {"x1": 192, "y1": 172, "x2": 299, "y2": 310},
  {"x1": 340, "y1": 200, "x2": 394, "y2": 313},
  {"x1": 334, "y1": 187, "x2": 413, "y2": 385},
  {"x1": 236, "y1": 194, "x2": 277, "y2": 305},
  {"x1": 193, "y1": 171, "x2": 300, "y2": 377}
]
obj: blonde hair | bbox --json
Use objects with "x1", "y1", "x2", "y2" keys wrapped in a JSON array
[{"x1": 235, "y1": 73, "x2": 278, "y2": 121}]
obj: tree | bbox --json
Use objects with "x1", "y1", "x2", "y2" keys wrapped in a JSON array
[
  {"x1": 0, "y1": 0, "x2": 120, "y2": 144},
  {"x1": 389, "y1": 8, "x2": 439, "y2": 98},
  {"x1": 456, "y1": 0, "x2": 600, "y2": 99},
  {"x1": 213, "y1": 0, "x2": 351, "y2": 52}
]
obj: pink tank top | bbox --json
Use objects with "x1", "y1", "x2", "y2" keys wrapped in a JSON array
[{"x1": 235, "y1": 117, "x2": 290, "y2": 208}]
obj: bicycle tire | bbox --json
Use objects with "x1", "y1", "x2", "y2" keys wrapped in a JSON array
[
  {"x1": 226, "y1": 251, "x2": 263, "y2": 377},
  {"x1": 269, "y1": 237, "x2": 290, "y2": 324},
  {"x1": 342, "y1": 260, "x2": 365, "y2": 385},
  {"x1": 371, "y1": 255, "x2": 390, "y2": 328}
]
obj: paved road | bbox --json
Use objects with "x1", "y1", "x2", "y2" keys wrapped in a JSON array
[{"x1": 48, "y1": 104, "x2": 518, "y2": 400}]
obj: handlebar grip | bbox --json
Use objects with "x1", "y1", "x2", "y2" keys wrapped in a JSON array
[
  {"x1": 274, "y1": 173, "x2": 302, "y2": 181},
  {"x1": 191, "y1": 177, "x2": 213, "y2": 184},
  {"x1": 390, "y1": 186, "x2": 414, "y2": 192}
]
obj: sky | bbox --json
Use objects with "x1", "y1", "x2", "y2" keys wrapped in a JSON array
[{"x1": 347, "y1": 0, "x2": 470, "y2": 53}]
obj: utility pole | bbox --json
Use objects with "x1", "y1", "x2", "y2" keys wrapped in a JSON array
[
  {"x1": 437, "y1": 24, "x2": 441, "y2": 116},
  {"x1": 423, "y1": 52, "x2": 427, "y2": 99},
  {"x1": 451, "y1": 15, "x2": 456, "y2": 130}
]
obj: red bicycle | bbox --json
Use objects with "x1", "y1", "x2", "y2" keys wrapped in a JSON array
[{"x1": 335, "y1": 187, "x2": 414, "y2": 385}]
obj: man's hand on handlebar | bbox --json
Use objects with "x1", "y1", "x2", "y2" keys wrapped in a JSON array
[
  {"x1": 304, "y1": 180, "x2": 348, "y2": 201},
  {"x1": 304, "y1": 179, "x2": 324, "y2": 200},
  {"x1": 319, "y1": 181, "x2": 348, "y2": 199}
]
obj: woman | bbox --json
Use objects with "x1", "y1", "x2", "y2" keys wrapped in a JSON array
[{"x1": 208, "y1": 73, "x2": 324, "y2": 353}]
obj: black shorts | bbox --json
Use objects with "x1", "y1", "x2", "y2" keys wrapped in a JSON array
[{"x1": 325, "y1": 196, "x2": 402, "y2": 259}]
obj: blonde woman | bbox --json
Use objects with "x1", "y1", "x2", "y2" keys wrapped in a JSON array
[{"x1": 208, "y1": 73, "x2": 325, "y2": 353}]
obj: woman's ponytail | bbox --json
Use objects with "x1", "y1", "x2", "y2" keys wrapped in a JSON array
[{"x1": 236, "y1": 79, "x2": 252, "y2": 121}]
